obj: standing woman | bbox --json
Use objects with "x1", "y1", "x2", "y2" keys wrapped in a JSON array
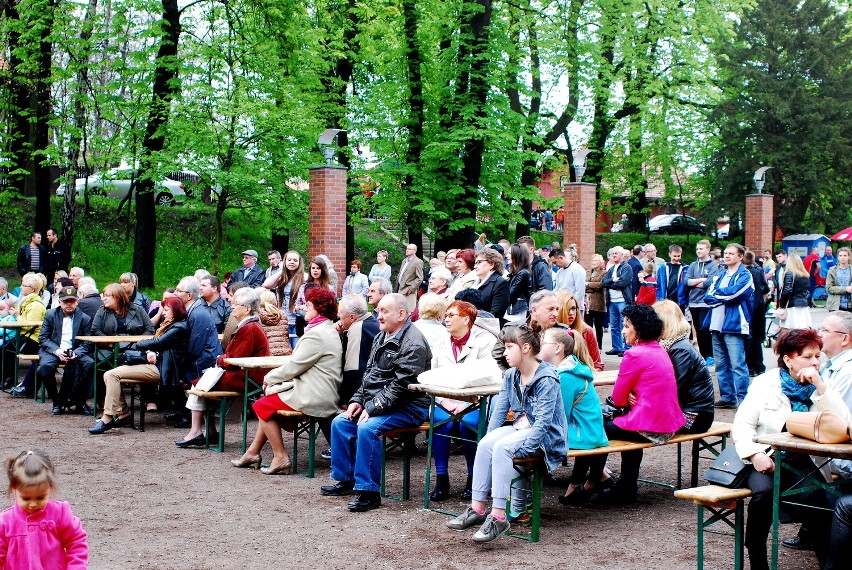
[
  {"x1": 584, "y1": 253, "x2": 607, "y2": 349},
  {"x1": 5, "y1": 274, "x2": 47, "y2": 396},
  {"x1": 368, "y1": 250, "x2": 392, "y2": 283},
  {"x1": 445, "y1": 325, "x2": 566, "y2": 543},
  {"x1": 446, "y1": 249, "x2": 479, "y2": 300},
  {"x1": 263, "y1": 250, "x2": 305, "y2": 348},
  {"x1": 555, "y1": 291, "x2": 604, "y2": 371},
  {"x1": 505, "y1": 244, "x2": 532, "y2": 323},
  {"x1": 778, "y1": 253, "x2": 811, "y2": 329},
  {"x1": 826, "y1": 246, "x2": 852, "y2": 313},
  {"x1": 473, "y1": 248, "x2": 509, "y2": 322}
]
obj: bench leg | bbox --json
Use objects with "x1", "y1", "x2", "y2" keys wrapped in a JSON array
[
  {"x1": 734, "y1": 500, "x2": 745, "y2": 570},
  {"x1": 307, "y1": 418, "x2": 316, "y2": 478}
]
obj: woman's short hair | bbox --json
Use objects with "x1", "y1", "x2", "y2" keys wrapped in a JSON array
[
  {"x1": 428, "y1": 266, "x2": 452, "y2": 288},
  {"x1": 103, "y1": 283, "x2": 130, "y2": 316},
  {"x1": 350, "y1": 260, "x2": 362, "y2": 270},
  {"x1": 477, "y1": 248, "x2": 503, "y2": 273},
  {"x1": 592, "y1": 253, "x2": 604, "y2": 266},
  {"x1": 160, "y1": 296, "x2": 188, "y2": 321},
  {"x1": 21, "y1": 273, "x2": 42, "y2": 292},
  {"x1": 119, "y1": 272, "x2": 138, "y2": 287},
  {"x1": 418, "y1": 293, "x2": 449, "y2": 321},
  {"x1": 500, "y1": 324, "x2": 541, "y2": 354},
  {"x1": 621, "y1": 304, "x2": 663, "y2": 342},
  {"x1": 456, "y1": 248, "x2": 476, "y2": 272},
  {"x1": 232, "y1": 287, "x2": 260, "y2": 315},
  {"x1": 775, "y1": 328, "x2": 822, "y2": 371},
  {"x1": 653, "y1": 300, "x2": 691, "y2": 340},
  {"x1": 305, "y1": 286, "x2": 338, "y2": 320},
  {"x1": 447, "y1": 300, "x2": 478, "y2": 328}
]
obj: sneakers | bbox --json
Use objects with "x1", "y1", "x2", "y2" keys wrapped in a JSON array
[
  {"x1": 472, "y1": 514, "x2": 511, "y2": 543},
  {"x1": 320, "y1": 448, "x2": 331, "y2": 460},
  {"x1": 508, "y1": 509, "x2": 531, "y2": 524},
  {"x1": 446, "y1": 506, "x2": 487, "y2": 531}
]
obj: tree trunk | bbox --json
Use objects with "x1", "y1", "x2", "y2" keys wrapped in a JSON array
[
  {"x1": 32, "y1": 0, "x2": 55, "y2": 233},
  {"x1": 401, "y1": 0, "x2": 425, "y2": 252}
]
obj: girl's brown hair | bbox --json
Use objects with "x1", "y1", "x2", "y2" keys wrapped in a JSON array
[{"x1": 5, "y1": 450, "x2": 57, "y2": 495}]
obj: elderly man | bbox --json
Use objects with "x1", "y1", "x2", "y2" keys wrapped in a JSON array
[
  {"x1": 321, "y1": 293, "x2": 432, "y2": 512},
  {"x1": 367, "y1": 277, "x2": 392, "y2": 309},
  {"x1": 75, "y1": 278, "x2": 103, "y2": 320},
  {"x1": 35, "y1": 286, "x2": 94, "y2": 416},
  {"x1": 231, "y1": 249, "x2": 265, "y2": 288},
  {"x1": 44, "y1": 228, "x2": 71, "y2": 279},
  {"x1": 199, "y1": 274, "x2": 231, "y2": 334},
  {"x1": 643, "y1": 243, "x2": 665, "y2": 267},
  {"x1": 17, "y1": 232, "x2": 46, "y2": 276},
  {"x1": 394, "y1": 244, "x2": 424, "y2": 312},
  {"x1": 68, "y1": 267, "x2": 85, "y2": 289},
  {"x1": 704, "y1": 244, "x2": 754, "y2": 408},
  {"x1": 602, "y1": 246, "x2": 634, "y2": 357},
  {"x1": 551, "y1": 248, "x2": 585, "y2": 305},
  {"x1": 0, "y1": 278, "x2": 17, "y2": 305}
]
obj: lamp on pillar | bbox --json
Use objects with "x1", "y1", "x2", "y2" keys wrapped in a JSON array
[
  {"x1": 572, "y1": 149, "x2": 591, "y2": 182},
  {"x1": 753, "y1": 166, "x2": 773, "y2": 194},
  {"x1": 318, "y1": 128, "x2": 345, "y2": 165}
]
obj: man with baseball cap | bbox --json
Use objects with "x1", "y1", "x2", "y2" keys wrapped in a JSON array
[
  {"x1": 231, "y1": 249, "x2": 265, "y2": 288},
  {"x1": 36, "y1": 286, "x2": 95, "y2": 415}
]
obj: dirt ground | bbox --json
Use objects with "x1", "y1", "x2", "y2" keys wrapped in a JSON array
[{"x1": 0, "y1": 313, "x2": 828, "y2": 570}]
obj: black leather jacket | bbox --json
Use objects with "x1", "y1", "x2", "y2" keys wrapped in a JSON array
[
  {"x1": 667, "y1": 338, "x2": 715, "y2": 414},
  {"x1": 351, "y1": 321, "x2": 431, "y2": 415},
  {"x1": 779, "y1": 273, "x2": 809, "y2": 308},
  {"x1": 136, "y1": 320, "x2": 189, "y2": 386},
  {"x1": 91, "y1": 304, "x2": 155, "y2": 361}
]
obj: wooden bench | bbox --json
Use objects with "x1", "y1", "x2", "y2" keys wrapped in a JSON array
[
  {"x1": 674, "y1": 485, "x2": 752, "y2": 570},
  {"x1": 507, "y1": 422, "x2": 732, "y2": 542},
  {"x1": 122, "y1": 378, "x2": 158, "y2": 432},
  {"x1": 274, "y1": 410, "x2": 322, "y2": 478},
  {"x1": 381, "y1": 422, "x2": 430, "y2": 501},
  {"x1": 18, "y1": 354, "x2": 66, "y2": 404},
  {"x1": 185, "y1": 389, "x2": 243, "y2": 452}
]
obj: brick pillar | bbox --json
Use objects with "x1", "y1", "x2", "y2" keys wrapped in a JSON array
[
  {"x1": 309, "y1": 165, "x2": 348, "y2": 296},
  {"x1": 744, "y1": 193, "x2": 774, "y2": 254},
  {"x1": 562, "y1": 182, "x2": 597, "y2": 268}
]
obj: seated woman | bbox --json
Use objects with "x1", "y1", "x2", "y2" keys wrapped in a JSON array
[
  {"x1": 91, "y1": 283, "x2": 154, "y2": 364},
  {"x1": 652, "y1": 300, "x2": 715, "y2": 433},
  {"x1": 6, "y1": 273, "x2": 47, "y2": 397},
  {"x1": 176, "y1": 287, "x2": 270, "y2": 448},
  {"x1": 410, "y1": 267, "x2": 452, "y2": 321},
  {"x1": 555, "y1": 290, "x2": 604, "y2": 371},
  {"x1": 597, "y1": 304, "x2": 685, "y2": 505},
  {"x1": 428, "y1": 300, "x2": 498, "y2": 502},
  {"x1": 539, "y1": 327, "x2": 612, "y2": 506},
  {"x1": 446, "y1": 325, "x2": 566, "y2": 543},
  {"x1": 412, "y1": 293, "x2": 450, "y2": 350},
  {"x1": 231, "y1": 287, "x2": 342, "y2": 474},
  {"x1": 88, "y1": 297, "x2": 188, "y2": 434},
  {"x1": 732, "y1": 328, "x2": 851, "y2": 570},
  {"x1": 257, "y1": 289, "x2": 293, "y2": 357}
]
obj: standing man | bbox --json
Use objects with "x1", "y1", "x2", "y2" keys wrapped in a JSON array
[
  {"x1": 704, "y1": 244, "x2": 754, "y2": 408},
  {"x1": 44, "y1": 228, "x2": 71, "y2": 280},
  {"x1": 551, "y1": 248, "x2": 585, "y2": 306},
  {"x1": 627, "y1": 245, "x2": 644, "y2": 300},
  {"x1": 656, "y1": 244, "x2": 687, "y2": 309},
  {"x1": 822, "y1": 246, "x2": 837, "y2": 280},
  {"x1": 199, "y1": 275, "x2": 231, "y2": 333},
  {"x1": 744, "y1": 251, "x2": 770, "y2": 376},
  {"x1": 231, "y1": 249, "x2": 266, "y2": 288},
  {"x1": 265, "y1": 250, "x2": 282, "y2": 280},
  {"x1": 17, "y1": 232, "x2": 46, "y2": 276},
  {"x1": 643, "y1": 244, "x2": 665, "y2": 267},
  {"x1": 35, "y1": 286, "x2": 94, "y2": 416},
  {"x1": 394, "y1": 244, "x2": 424, "y2": 312},
  {"x1": 517, "y1": 235, "x2": 553, "y2": 292},
  {"x1": 601, "y1": 246, "x2": 634, "y2": 357},
  {"x1": 685, "y1": 239, "x2": 719, "y2": 363},
  {"x1": 321, "y1": 293, "x2": 432, "y2": 512},
  {"x1": 774, "y1": 249, "x2": 788, "y2": 304},
  {"x1": 342, "y1": 260, "x2": 370, "y2": 299}
]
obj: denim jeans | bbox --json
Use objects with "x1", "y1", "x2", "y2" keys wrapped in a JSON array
[
  {"x1": 432, "y1": 406, "x2": 479, "y2": 476},
  {"x1": 329, "y1": 404, "x2": 428, "y2": 493},
  {"x1": 826, "y1": 495, "x2": 852, "y2": 570},
  {"x1": 711, "y1": 332, "x2": 750, "y2": 404},
  {"x1": 608, "y1": 301, "x2": 627, "y2": 352}
]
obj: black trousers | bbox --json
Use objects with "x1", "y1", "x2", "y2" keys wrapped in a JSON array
[
  {"x1": 584, "y1": 310, "x2": 606, "y2": 350},
  {"x1": 689, "y1": 307, "x2": 713, "y2": 359},
  {"x1": 36, "y1": 351, "x2": 94, "y2": 407},
  {"x1": 603, "y1": 419, "x2": 650, "y2": 492},
  {"x1": 826, "y1": 494, "x2": 852, "y2": 570}
]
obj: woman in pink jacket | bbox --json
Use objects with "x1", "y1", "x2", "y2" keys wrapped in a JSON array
[{"x1": 597, "y1": 304, "x2": 685, "y2": 504}]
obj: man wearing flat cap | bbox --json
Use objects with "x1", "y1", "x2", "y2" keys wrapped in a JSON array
[
  {"x1": 36, "y1": 286, "x2": 94, "y2": 416},
  {"x1": 231, "y1": 249, "x2": 266, "y2": 288}
]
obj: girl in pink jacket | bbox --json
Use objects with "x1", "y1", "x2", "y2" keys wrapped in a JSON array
[{"x1": 0, "y1": 450, "x2": 88, "y2": 569}]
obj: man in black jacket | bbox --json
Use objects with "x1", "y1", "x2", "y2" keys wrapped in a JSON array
[
  {"x1": 16, "y1": 232, "x2": 46, "y2": 276},
  {"x1": 321, "y1": 293, "x2": 431, "y2": 512},
  {"x1": 44, "y1": 228, "x2": 71, "y2": 279},
  {"x1": 602, "y1": 246, "x2": 634, "y2": 356},
  {"x1": 35, "y1": 286, "x2": 94, "y2": 415},
  {"x1": 744, "y1": 251, "x2": 770, "y2": 376},
  {"x1": 517, "y1": 235, "x2": 553, "y2": 292},
  {"x1": 231, "y1": 249, "x2": 266, "y2": 288}
]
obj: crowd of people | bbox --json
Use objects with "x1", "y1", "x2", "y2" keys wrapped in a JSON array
[{"x1": 2, "y1": 228, "x2": 852, "y2": 566}]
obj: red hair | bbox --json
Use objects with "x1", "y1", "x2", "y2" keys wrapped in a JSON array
[
  {"x1": 306, "y1": 286, "x2": 338, "y2": 320},
  {"x1": 775, "y1": 328, "x2": 822, "y2": 370},
  {"x1": 447, "y1": 300, "x2": 477, "y2": 328},
  {"x1": 161, "y1": 296, "x2": 188, "y2": 321},
  {"x1": 456, "y1": 248, "x2": 476, "y2": 271}
]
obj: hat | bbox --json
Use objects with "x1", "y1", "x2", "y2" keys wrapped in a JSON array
[
  {"x1": 58, "y1": 286, "x2": 78, "y2": 300},
  {"x1": 241, "y1": 249, "x2": 259, "y2": 258},
  {"x1": 489, "y1": 243, "x2": 505, "y2": 255},
  {"x1": 540, "y1": 245, "x2": 551, "y2": 252}
]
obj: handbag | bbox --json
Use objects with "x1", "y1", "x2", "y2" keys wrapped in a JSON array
[
  {"x1": 506, "y1": 297, "x2": 529, "y2": 317},
  {"x1": 704, "y1": 444, "x2": 752, "y2": 488},
  {"x1": 786, "y1": 410, "x2": 852, "y2": 444},
  {"x1": 600, "y1": 396, "x2": 630, "y2": 420},
  {"x1": 118, "y1": 349, "x2": 148, "y2": 366},
  {"x1": 194, "y1": 367, "x2": 225, "y2": 392},
  {"x1": 774, "y1": 307, "x2": 787, "y2": 321}
]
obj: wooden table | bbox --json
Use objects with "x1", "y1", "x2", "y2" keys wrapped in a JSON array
[
  {"x1": 754, "y1": 433, "x2": 852, "y2": 570},
  {"x1": 76, "y1": 335, "x2": 154, "y2": 417},
  {"x1": 222, "y1": 355, "x2": 290, "y2": 453},
  {"x1": 408, "y1": 383, "x2": 503, "y2": 512},
  {"x1": 593, "y1": 368, "x2": 619, "y2": 386},
  {"x1": 0, "y1": 320, "x2": 44, "y2": 387}
]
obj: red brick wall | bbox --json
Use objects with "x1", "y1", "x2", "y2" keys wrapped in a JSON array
[
  {"x1": 744, "y1": 193, "x2": 774, "y2": 254},
  {"x1": 563, "y1": 183, "x2": 597, "y2": 267},
  {"x1": 308, "y1": 166, "x2": 348, "y2": 296}
]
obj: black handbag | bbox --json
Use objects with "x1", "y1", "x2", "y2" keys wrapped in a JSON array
[
  {"x1": 118, "y1": 349, "x2": 148, "y2": 366},
  {"x1": 704, "y1": 444, "x2": 753, "y2": 488},
  {"x1": 600, "y1": 396, "x2": 630, "y2": 420}
]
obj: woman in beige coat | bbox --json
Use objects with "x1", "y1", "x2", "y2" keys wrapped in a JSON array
[{"x1": 230, "y1": 286, "x2": 342, "y2": 475}]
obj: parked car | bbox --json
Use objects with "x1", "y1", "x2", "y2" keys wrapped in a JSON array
[
  {"x1": 648, "y1": 214, "x2": 707, "y2": 235},
  {"x1": 56, "y1": 168, "x2": 186, "y2": 207}
]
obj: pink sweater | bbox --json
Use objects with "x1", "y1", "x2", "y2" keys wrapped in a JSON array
[
  {"x1": 611, "y1": 341, "x2": 685, "y2": 433},
  {"x1": 0, "y1": 501, "x2": 88, "y2": 570}
]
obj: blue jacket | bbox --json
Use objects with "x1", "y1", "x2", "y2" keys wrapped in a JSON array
[
  {"x1": 183, "y1": 301, "x2": 222, "y2": 381},
  {"x1": 557, "y1": 356, "x2": 608, "y2": 450},
  {"x1": 703, "y1": 264, "x2": 754, "y2": 336},
  {"x1": 601, "y1": 262, "x2": 634, "y2": 304},
  {"x1": 656, "y1": 262, "x2": 687, "y2": 306},
  {"x1": 488, "y1": 361, "x2": 568, "y2": 472}
]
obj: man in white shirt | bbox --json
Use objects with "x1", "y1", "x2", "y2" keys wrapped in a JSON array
[
  {"x1": 265, "y1": 250, "x2": 283, "y2": 280},
  {"x1": 551, "y1": 248, "x2": 585, "y2": 308}
]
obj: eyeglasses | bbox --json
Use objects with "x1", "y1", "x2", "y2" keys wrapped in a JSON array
[
  {"x1": 819, "y1": 327, "x2": 848, "y2": 336},
  {"x1": 445, "y1": 312, "x2": 460, "y2": 318},
  {"x1": 474, "y1": 260, "x2": 488, "y2": 265},
  {"x1": 174, "y1": 288, "x2": 186, "y2": 294}
]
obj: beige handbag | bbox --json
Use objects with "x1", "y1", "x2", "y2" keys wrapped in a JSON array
[{"x1": 786, "y1": 410, "x2": 852, "y2": 444}]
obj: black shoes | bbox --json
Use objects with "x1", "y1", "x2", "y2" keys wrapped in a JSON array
[
  {"x1": 174, "y1": 433, "x2": 217, "y2": 448},
  {"x1": 10, "y1": 384, "x2": 31, "y2": 398},
  {"x1": 320, "y1": 481, "x2": 356, "y2": 496},
  {"x1": 714, "y1": 399, "x2": 737, "y2": 409},
  {"x1": 1, "y1": 377, "x2": 13, "y2": 391},
  {"x1": 459, "y1": 475, "x2": 473, "y2": 500},
  {"x1": 89, "y1": 419, "x2": 115, "y2": 434},
  {"x1": 52, "y1": 405, "x2": 63, "y2": 415},
  {"x1": 430, "y1": 474, "x2": 450, "y2": 502},
  {"x1": 348, "y1": 492, "x2": 381, "y2": 512},
  {"x1": 604, "y1": 349, "x2": 620, "y2": 355},
  {"x1": 559, "y1": 486, "x2": 590, "y2": 506},
  {"x1": 782, "y1": 535, "x2": 815, "y2": 551},
  {"x1": 594, "y1": 482, "x2": 637, "y2": 505},
  {"x1": 75, "y1": 404, "x2": 93, "y2": 416}
]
